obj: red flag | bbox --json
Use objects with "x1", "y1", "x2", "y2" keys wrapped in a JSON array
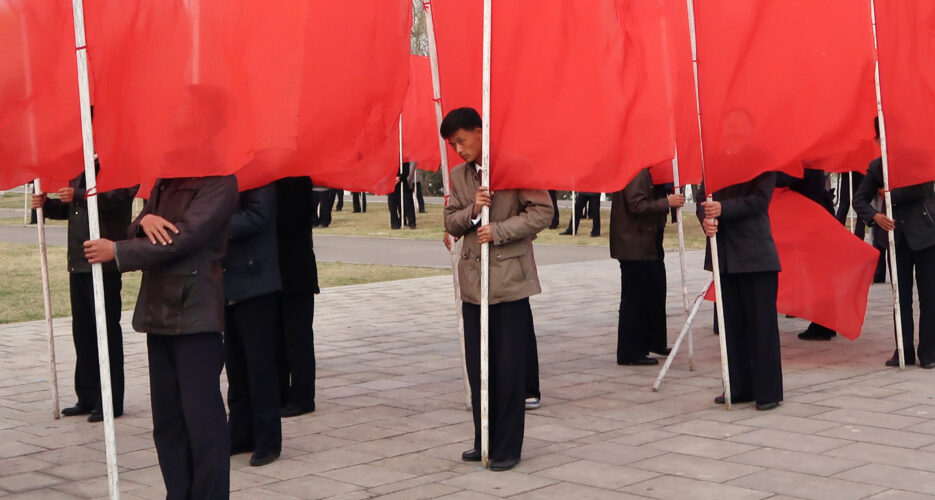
[
  {"x1": 706, "y1": 189, "x2": 878, "y2": 339},
  {"x1": 694, "y1": 0, "x2": 877, "y2": 192},
  {"x1": 650, "y1": 0, "x2": 703, "y2": 187},
  {"x1": 402, "y1": 55, "x2": 442, "y2": 173},
  {"x1": 85, "y1": 0, "x2": 411, "y2": 194},
  {"x1": 875, "y1": 0, "x2": 935, "y2": 189},
  {"x1": 431, "y1": 0, "x2": 674, "y2": 192},
  {"x1": 0, "y1": 0, "x2": 82, "y2": 191}
]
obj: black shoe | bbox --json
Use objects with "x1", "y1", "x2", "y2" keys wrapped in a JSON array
[
  {"x1": 559, "y1": 229, "x2": 572, "y2": 235},
  {"x1": 87, "y1": 409, "x2": 123, "y2": 423},
  {"x1": 352, "y1": 210, "x2": 361, "y2": 213},
  {"x1": 548, "y1": 224, "x2": 559, "y2": 230},
  {"x1": 921, "y1": 360, "x2": 935, "y2": 369},
  {"x1": 281, "y1": 403, "x2": 314, "y2": 418},
  {"x1": 461, "y1": 448, "x2": 481, "y2": 462},
  {"x1": 798, "y1": 330, "x2": 835, "y2": 341},
  {"x1": 408, "y1": 225, "x2": 417, "y2": 229},
  {"x1": 756, "y1": 401, "x2": 780, "y2": 411},
  {"x1": 61, "y1": 405, "x2": 92, "y2": 417},
  {"x1": 885, "y1": 350, "x2": 915, "y2": 367},
  {"x1": 650, "y1": 348, "x2": 672, "y2": 356},
  {"x1": 249, "y1": 450, "x2": 280, "y2": 467},
  {"x1": 490, "y1": 458, "x2": 519, "y2": 472},
  {"x1": 617, "y1": 356, "x2": 659, "y2": 366},
  {"x1": 230, "y1": 444, "x2": 254, "y2": 456},
  {"x1": 714, "y1": 393, "x2": 754, "y2": 405},
  {"x1": 391, "y1": 226, "x2": 401, "y2": 230},
  {"x1": 590, "y1": 233, "x2": 600, "y2": 238}
]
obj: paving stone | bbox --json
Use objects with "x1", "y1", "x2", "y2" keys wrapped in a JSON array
[
  {"x1": 818, "y1": 424, "x2": 935, "y2": 449},
  {"x1": 726, "y1": 448, "x2": 862, "y2": 476},
  {"x1": 535, "y1": 459, "x2": 659, "y2": 490},
  {"x1": 622, "y1": 475, "x2": 771, "y2": 500},
  {"x1": 835, "y1": 464, "x2": 935, "y2": 496},
  {"x1": 647, "y1": 435, "x2": 758, "y2": 460},
  {"x1": 442, "y1": 469, "x2": 557, "y2": 497},
  {"x1": 728, "y1": 428, "x2": 853, "y2": 454},
  {"x1": 728, "y1": 469, "x2": 886, "y2": 500},
  {"x1": 632, "y1": 452, "x2": 763, "y2": 482}
]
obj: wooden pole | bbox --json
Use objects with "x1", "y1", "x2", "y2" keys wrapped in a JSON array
[
  {"x1": 870, "y1": 0, "x2": 905, "y2": 369},
  {"x1": 654, "y1": 278, "x2": 712, "y2": 391},
  {"x1": 480, "y1": 0, "x2": 492, "y2": 469},
  {"x1": 672, "y1": 156, "x2": 695, "y2": 371},
  {"x1": 685, "y1": 0, "x2": 731, "y2": 407},
  {"x1": 423, "y1": 0, "x2": 472, "y2": 410},
  {"x1": 69, "y1": 1, "x2": 120, "y2": 497},
  {"x1": 19, "y1": 20, "x2": 60, "y2": 418}
]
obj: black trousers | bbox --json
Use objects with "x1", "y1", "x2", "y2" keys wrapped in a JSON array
[
  {"x1": 148, "y1": 332, "x2": 229, "y2": 500},
  {"x1": 388, "y1": 182, "x2": 415, "y2": 228},
  {"x1": 894, "y1": 243, "x2": 935, "y2": 364},
  {"x1": 224, "y1": 294, "x2": 282, "y2": 455},
  {"x1": 416, "y1": 182, "x2": 426, "y2": 213},
  {"x1": 617, "y1": 260, "x2": 667, "y2": 362},
  {"x1": 526, "y1": 309, "x2": 540, "y2": 400},
  {"x1": 334, "y1": 189, "x2": 344, "y2": 211},
  {"x1": 548, "y1": 190, "x2": 560, "y2": 229},
  {"x1": 720, "y1": 272, "x2": 783, "y2": 403},
  {"x1": 313, "y1": 190, "x2": 334, "y2": 227},
  {"x1": 277, "y1": 294, "x2": 316, "y2": 410},
  {"x1": 462, "y1": 299, "x2": 532, "y2": 461},
  {"x1": 835, "y1": 172, "x2": 866, "y2": 241},
  {"x1": 566, "y1": 195, "x2": 601, "y2": 235},
  {"x1": 69, "y1": 272, "x2": 124, "y2": 413},
  {"x1": 352, "y1": 192, "x2": 367, "y2": 213}
]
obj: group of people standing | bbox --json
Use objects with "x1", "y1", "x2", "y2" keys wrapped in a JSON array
[{"x1": 38, "y1": 175, "x2": 321, "y2": 497}]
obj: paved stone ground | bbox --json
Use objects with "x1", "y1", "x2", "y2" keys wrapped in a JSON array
[{"x1": 1, "y1": 249, "x2": 934, "y2": 499}]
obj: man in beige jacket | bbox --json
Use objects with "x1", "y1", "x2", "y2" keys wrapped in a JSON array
[{"x1": 441, "y1": 108, "x2": 552, "y2": 472}]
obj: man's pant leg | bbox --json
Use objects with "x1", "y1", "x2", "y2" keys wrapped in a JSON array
[
  {"x1": 462, "y1": 302, "x2": 482, "y2": 451},
  {"x1": 895, "y1": 244, "x2": 917, "y2": 363},
  {"x1": 227, "y1": 295, "x2": 282, "y2": 454},
  {"x1": 69, "y1": 273, "x2": 96, "y2": 409},
  {"x1": 489, "y1": 299, "x2": 529, "y2": 460},
  {"x1": 525, "y1": 308, "x2": 540, "y2": 401},
  {"x1": 648, "y1": 258, "x2": 668, "y2": 353},
  {"x1": 388, "y1": 185, "x2": 402, "y2": 228},
  {"x1": 741, "y1": 272, "x2": 783, "y2": 403},
  {"x1": 102, "y1": 272, "x2": 124, "y2": 414},
  {"x1": 588, "y1": 196, "x2": 601, "y2": 236},
  {"x1": 319, "y1": 191, "x2": 334, "y2": 227},
  {"x1": 281, "y1": 294, "x2": 316, "y2": 410},
  {"x1": 335, "y1": 190, "x2": 344, "y2": 211},
  {"x1": 403, "y1": 184, "x2": 416, "y2": 227},
  {"x1": 175, "y1": 333, "x2": 229, "y2": 499},
  {"x1": 416, "y1": 182, "x2": 425, "y2": 213},
  {"x1": 224, "y1": 307, "x2": 253, "y2": 451},
  {"x1": 617, "y1": 260, "x2": 650, "y2": 362},
  {"x1": 720, "y1": 273, "x2": 754, "y2": 400},
  {"x1": 548, "y1": 190, "x2": 559, "y2": 229},
  {"x1": 148, "y1": 334, "x2": 193, "y2": 499},
  {"x1": 914, "y1": 245, "x2": 935, "y2": 363}
]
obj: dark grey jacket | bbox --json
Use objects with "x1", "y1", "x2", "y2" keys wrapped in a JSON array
[
  {"x1": 276, "y1": 177, "x2": 319, "y2": 296},
  {"x1": 697, "y1": 172, "x2": 781, "y2": 274},
  {"x1": 854, "y1": 158, "x2": 935, "y2": 252},
  {"x1": 610, "y1": 169, "x2": 669, "y2": 261},
  {"x1": 42, "y1": 172, "x2": 138, "y2": 273},
  {"x1": 222, "y1": 185, "x2": 282, "y2": 304},
  {"x1": 115, "y1": 176, "x2": 239, "y2": 335}
]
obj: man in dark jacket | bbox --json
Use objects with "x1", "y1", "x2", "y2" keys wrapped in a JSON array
[
  {"x1": 222, "y1": 184, "x2": 282, "y2": 467},
  {"x1": 854, "y1": 144, "x2": 935, "y2": 367},
  {"x1": 611, "y1": 169, "x2": 684, "y2": 365},
  {"x1": 85, "y1": 175, "x2": 238, "y2": 500},
  {"x1": 32, "y1": 171, "x2": 137, "y2": 422},
  {"x1": 275, "y1": 177, "x2": 320, "y2": 417},
  {"x1": 698, "y1": 172, "x2": 783, "y2": 411},
  {"x1": 389, "y1": 162, "x2": 417, "y2": 229},
  {"x1": 352, "y1": 191, "x2": 367, "y2": 213}
]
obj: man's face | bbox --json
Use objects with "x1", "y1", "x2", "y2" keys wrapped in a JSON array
[{"x1": 447, "y1": 127, "x2": 483, "y2": 164}]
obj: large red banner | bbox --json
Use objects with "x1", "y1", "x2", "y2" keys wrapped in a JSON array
[
  {"x1": 694, "y1": 0, "x2": 877, "y2": 193},
  {"x1": 875, "y1": 0, "x2": 935, "y2": 189},
  {"x1": 431, "y1": 0, "x2": 674, "y2": 193},
  {"x1": 85, "y1": 0, "x2": 411, "y2": 194},
  {"x1": 0, "y1": 0, "x2": 82, "y2": 191}
]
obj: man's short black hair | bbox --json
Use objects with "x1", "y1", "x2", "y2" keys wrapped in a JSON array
[
  {"x1": 874, "y1": 116, "x2": 880, "y2": 139},
  {"x1": 440, "y1": 107, "x2": 482, "y2": 139}
]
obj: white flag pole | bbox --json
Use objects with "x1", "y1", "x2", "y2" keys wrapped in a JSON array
[
  {"x1": 20, "y1": 20, "x2": 61, "y2": 418},
  {"x1": 24, "y1": 183, "x2": 30, "y2": 224},
  {"x1": 423, "y1": 0, "x2": 472, "y2": 410},
  {"x1": 654, "y1": 278, "x2": 712, "y2": 391},
  {"x1": 848, "y1": 171, "x2": 857, "y2": 233},
  {"x1": 399, "y1": 116, "x2": 405, "y2": 226},
  {"x1": 69, "y1": 1, "x2": 120, "y2": 497},
  {"x1": 672, "y1": 155, "x2": 694, "y2": 371},
  {"x1": 480, "y1": 0, "x2": 492, "y2": 469},
  {"x1": 685, "y1": 0, "x2": 731, "y2": 407},
  {"x1": 571, "y1": 191, "x2": 577, "y2": 235},
  {"x1": 870, "y1": 0, "x2": 905, "y2": 369}
]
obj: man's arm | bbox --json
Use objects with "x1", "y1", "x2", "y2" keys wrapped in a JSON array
[
  {"x1": 115, "y1": 176, "x2": 238, "y2": 271},
  {"x1": 97, "y1": 185, "x2": 140, "y2": 213},
  {"x1": 719, "y1": 172, "x2": 776, "y2": 220},
  {"x1": 854, "y1": 162, "x2": 884, "y2": 226},
  {"x1": 624, "y1": 171, "x2": 670, "y2": 216},
  {"x1": 444, "y1": 174, "x2": 479, "y2": 238},
  {"x1": 229, "y1": 185, "x2": 275, "y2": 242},
  {"x1": 490, "y1": 189, "x2": 552, "y2": 246},
  {"x1": 39, "y1": 196, "x2": 69, "y2": 220}
]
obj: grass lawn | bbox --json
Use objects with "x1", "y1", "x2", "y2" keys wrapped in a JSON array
[
  {"x1": 319, "y1": 201, "x2": 706, "y2": 250},
  {"x1": 0, "y1": 242, "x2": 447, "y2": 325},
  {"x1": 0, "y1": 193, "x2": 26, "y2": 210}
]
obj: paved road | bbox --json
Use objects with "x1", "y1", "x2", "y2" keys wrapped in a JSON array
[{"x1": 0, "y1": 225, "x2": 611, "y2": 268}]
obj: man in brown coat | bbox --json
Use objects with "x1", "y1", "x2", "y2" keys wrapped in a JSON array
[
  {"x1": 610, "y1": 169, "x2": 685, "y2": 365},
  {"x1": 85, "y1": 175, "x2": 239, "y2": 499},
  {"x1": 441, "y1": 108, "x2": 552, "y2": 472}
]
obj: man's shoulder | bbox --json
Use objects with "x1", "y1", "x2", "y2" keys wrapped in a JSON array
[{"x1": 450, "y1": 162, "x2": 470, "y2": 177}]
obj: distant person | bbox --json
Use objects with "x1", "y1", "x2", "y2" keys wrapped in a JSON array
[
  {"x1": 415, "y1": 168, "x2": 427, "y2": 213},
  {"x1": 389, "y1": 161, "x2": 416, "y2": 229},
  {"x1": 441, "y1": 107, "x2": 552, "y2": 471},
  {"x1": 33, "y1": 169, "x2": 137, "y2": 422},
  {"x1": 352, "y1": 192, "x2": 367, "y2": 213},
  {"x1": 547, "y1": 190, "x2": 560, "y2": 229},
  {"x1": 312, "y1": 184, "x2": 333, "y2": 228},
  {"x1": 84, "y1": 175, "x2": 239, "y2": 499},
  {"x1": 611, "y1": 168, "x2": 684, "y2": 365},
  {"x1": 560, "y1": 192, "x2": 601, "y2": 236},
  {"x1": 333, "y1": 189, "x2": 344, "y2": 212}
]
